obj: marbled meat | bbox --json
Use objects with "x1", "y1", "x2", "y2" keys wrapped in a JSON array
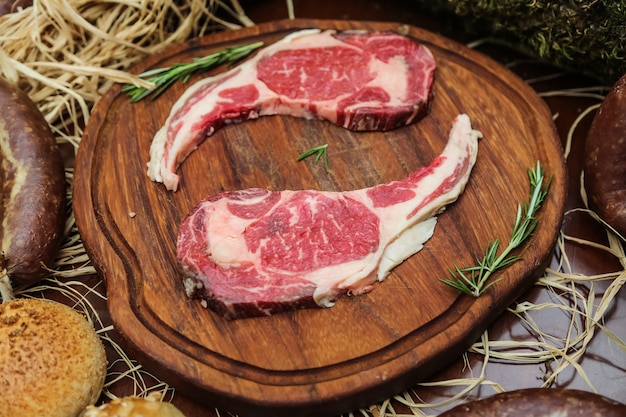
[
  {"x1": 147, "y1": 28, "x2": 437, "y2": 191},
  {"x1": 177, "y1": 114, "x2": 481, "y2": 320}
]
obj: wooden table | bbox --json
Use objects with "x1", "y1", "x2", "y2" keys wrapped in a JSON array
[{"x1": 60, "y1": 1, "x2": 626, "y2": 416}]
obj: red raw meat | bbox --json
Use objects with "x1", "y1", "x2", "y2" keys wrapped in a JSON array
[
  {"x1": 177, "y1": 114, "x2": 481, "y2": 320},
  {"x1": 147, "y1": 28, "x2": 437, "y2": 191}
]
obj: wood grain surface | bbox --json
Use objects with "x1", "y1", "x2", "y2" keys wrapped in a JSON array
[{"x1": 73, "y1": 19, "x2": 566, "y2": 417}]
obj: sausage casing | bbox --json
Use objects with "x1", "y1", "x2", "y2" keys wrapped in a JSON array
[
  {"x1": 585, "y1": 73, "x2": 626, "y2": 237},
  {"x1": 439, "y1": 388, "x2": 626, "y2": 417},
  {"x1": 0, "y1": 78, "x2": 66, "y2": 291}
]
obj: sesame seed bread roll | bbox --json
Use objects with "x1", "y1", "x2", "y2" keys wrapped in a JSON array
[
  {"x1": 81, "y1": 392, "x2": 187, "y2": 417},
  {"x1": 0, "y1": 298, "x2": 107, "y2": 417}
]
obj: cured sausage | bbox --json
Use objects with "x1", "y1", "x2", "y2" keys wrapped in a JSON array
[
  {"x1": 0, "y1": 0, "x2": 31, "y2": 15},
  {"x1": 439, "y1": 388, "x2": 626, "y2": 417},
  {"x1": 0, "y1": 78, "x2": 66, "y2": 300},
  {"x1": 585, "y1": 73, "x2": 626, "y2": 237}
]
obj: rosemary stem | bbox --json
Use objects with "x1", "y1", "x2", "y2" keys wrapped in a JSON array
[
  {"x1": 123, "y1": 41, "x2": 264, "y2": 102},
  {"x1": 441, "y1": 160, "x2": 551, "y2": 297}
]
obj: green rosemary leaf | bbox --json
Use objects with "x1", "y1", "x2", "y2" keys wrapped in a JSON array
[
  {"x1": 440, "y1": 278, "x2": 471, "y2": 294},
  {"x1": 441, "y1": 161, "x2": 552, "y2": 297},
  {"x1": 297, "y1": 144, "x2": 329, "y2": 172},
  {"x1": 123, "y1": 41, "x2": 264, "y2": 102},
  {"x1": 483, "y1": 240, "x2": 500, "y2": 266}
]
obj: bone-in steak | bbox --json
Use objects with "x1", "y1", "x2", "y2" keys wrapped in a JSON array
[
  {"x1": 177, "y1": 114, "x2": 481, "y2": 320},
  {"x1": 147, "y1": 28, "x2": 437, "y2": 191}
]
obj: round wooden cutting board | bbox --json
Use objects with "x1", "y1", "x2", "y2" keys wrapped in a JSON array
[{"x1": 73, "y1": 19, "x2": 566, "y2": 417}]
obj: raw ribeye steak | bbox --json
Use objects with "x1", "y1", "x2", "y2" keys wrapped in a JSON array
[
  {"x1": 177, "y1": 114, "x2": 481, "y2": 320},
  {"x1": 148, "y1": 28, "x2": 437, "y2": 191}
]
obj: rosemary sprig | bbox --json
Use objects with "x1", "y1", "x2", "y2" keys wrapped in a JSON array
[
  {"x1": 122, "y1": 41, "x2": 264, "y2": 102},
  {"x1": 441, "y1": 161, "x2": 552, "y2": 297},
  {"x1": 297, "y1": 144, "x2": 330, "y2": 172}
]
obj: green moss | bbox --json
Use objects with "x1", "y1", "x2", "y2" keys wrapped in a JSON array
[{"x1": 417, "y1": 0, "x2": 626, "y2": 84}]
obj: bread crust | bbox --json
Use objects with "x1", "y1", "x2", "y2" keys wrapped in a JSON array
[
  {"x1": 82, "y1": 392, "x2": 187, "y2": 417},
  {"x1": 0, "y1": 298, "x2": 107, "y2": 417}
]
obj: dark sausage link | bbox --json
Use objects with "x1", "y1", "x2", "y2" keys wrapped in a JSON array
[
  {"x1": 439, "y1": 388, "x2": 626, "y2": 417},
  {"x1": 585, "y1": 73, "x2": 626, "y2": 237},
  {"x1": 0, "y1": 78, "x2": 66, "y2": 300},
  {"x1": 0, "y1": 0, "x2": 32, "y2": 16}
]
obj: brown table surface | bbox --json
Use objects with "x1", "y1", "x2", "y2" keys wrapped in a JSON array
[{"x1": 38, "y1": 1, "x2": 626, "y2": 416}]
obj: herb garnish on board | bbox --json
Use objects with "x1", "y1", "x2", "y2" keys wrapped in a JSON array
[
  {"x1": 297, "y1": 144, "x2": 330, "y2": 172},
  {"x1": 441, "y1": 161, "x2": 552, "y2": 297},
  {"x1": 123, "y1": 41, "x2": 264, "y2": 102}
]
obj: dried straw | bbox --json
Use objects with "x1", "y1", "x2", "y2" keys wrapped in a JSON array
[{"x1": 0, "y1": 0, "x2": 251, "y2": 149}]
